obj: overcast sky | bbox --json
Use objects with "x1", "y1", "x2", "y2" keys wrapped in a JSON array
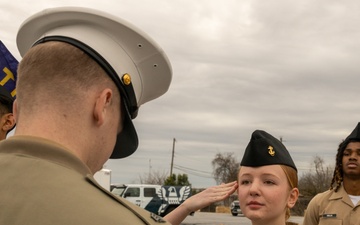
[{"x1": 1, "y1": 0, "x2": 360, "y2": 188}]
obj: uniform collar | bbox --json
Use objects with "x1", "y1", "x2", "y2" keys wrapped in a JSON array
[
  {"x1": 0, "y1": 135, "x2": 92, "y2": 176},
  {"x1": 329, "y1": 184, "x2": 354, "y2": 207}
]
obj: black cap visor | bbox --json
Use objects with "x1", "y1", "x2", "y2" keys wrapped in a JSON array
[{"x1": 110, "y1": 100, "x2": 138, "y2": 158}]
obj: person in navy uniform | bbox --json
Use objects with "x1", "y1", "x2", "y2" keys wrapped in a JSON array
[
  {"x1": 0, "y1": 7, "x2": 240, "y2": 225},
  {"x1": 166, "y1": 130, "x2": 299, "y2": 225},
  {"x1": 0, "y1": 7, "x2": 174, "y2": 225},
  {"x1": 0, "y1": 85, "x2": 15, "y2": 140},
  {"x1": 303, "y1": 122, "x2": 360, "y2": 225},
  {"x1": 237, "y1": 130, "x2": 299, "y2": 225}
]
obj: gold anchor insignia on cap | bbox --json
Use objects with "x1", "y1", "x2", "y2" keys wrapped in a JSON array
[
  {"x1": 268, "y1": 145, "x2": 275, "y2": 156},
  {"x1": 122, "y1": 73, "x2": 131, "y2": 85}
]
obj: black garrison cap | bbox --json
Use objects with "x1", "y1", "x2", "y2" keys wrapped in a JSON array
[
  {"x1": 344, "y1": 122, "x2": 360, "y2": 142},
  {"x1": 240, "y1": 130, "x2": 297, "y2": 171},
  {"x1": 0, "y1": 85, "x2": 14, "y2": 113}
]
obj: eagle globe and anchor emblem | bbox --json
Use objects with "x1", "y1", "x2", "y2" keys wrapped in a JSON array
[{"x1": 156, "y1": 186, "x2": 191, "y2": 215}]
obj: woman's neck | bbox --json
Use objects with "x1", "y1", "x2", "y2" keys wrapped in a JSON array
[{"x1": 252, "y1": 216, "x2": 286, "y2": 225}]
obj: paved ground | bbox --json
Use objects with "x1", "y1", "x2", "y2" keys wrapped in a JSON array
[{"x1": 181, "y1": 212, "x2": 304, "y2": 225}]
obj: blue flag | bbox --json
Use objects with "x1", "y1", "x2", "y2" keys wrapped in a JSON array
[{"x1": 0, "y1": 40, "x2": 18, "y2": 98}]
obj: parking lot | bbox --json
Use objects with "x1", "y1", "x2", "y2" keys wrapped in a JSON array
[{"x1": 180, "y1": 212, "x2": 304, "y2": 225}]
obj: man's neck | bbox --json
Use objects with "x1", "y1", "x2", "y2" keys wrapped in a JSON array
[
  {"x1": 0, "y1": 132, "x2": 6, "y2": 141},
  {"x1": 343, "y1": 178, "x2": 360, "y2": 195}
]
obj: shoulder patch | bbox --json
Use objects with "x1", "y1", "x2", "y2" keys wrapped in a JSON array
[{"x1": 150, "y1": 213, "x2": 166, "y2": 223}]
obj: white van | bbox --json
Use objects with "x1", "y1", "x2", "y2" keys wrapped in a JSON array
[{"x1": 111, "y1": 184, "x2": 191, "y2": 216}]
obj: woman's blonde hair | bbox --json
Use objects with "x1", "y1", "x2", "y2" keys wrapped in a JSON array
[{"x1": 280, "y1": 165, "x2": 298, "y2": 220}]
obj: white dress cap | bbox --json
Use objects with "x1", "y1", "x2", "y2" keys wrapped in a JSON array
[{"x1": 16, "y1": 7, "x2": 173, "y2": 158}]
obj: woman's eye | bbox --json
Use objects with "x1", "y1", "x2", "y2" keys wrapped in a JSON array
[
  {"x1": 240, "y1": 180, "x2": 250, "y2": 185},
  {"x1": 264, "y1": 180, "x2": 275, "y2": 185}
]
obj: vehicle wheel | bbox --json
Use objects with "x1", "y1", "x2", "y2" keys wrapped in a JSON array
[{"x1": 232, "y1": 213, "x2": 238, "y2": 216}]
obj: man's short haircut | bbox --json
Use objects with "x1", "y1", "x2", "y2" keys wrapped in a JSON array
[{"x1": 17, "y1": 41, "x2": 119, "y2": 113}]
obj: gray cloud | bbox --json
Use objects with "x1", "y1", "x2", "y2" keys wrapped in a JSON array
[{"x1": 2, "y1": 0, "x2": 359, "y2": 187}]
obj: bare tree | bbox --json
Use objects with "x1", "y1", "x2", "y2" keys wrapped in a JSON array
[
  {"x1": 211, "y1": 152, "x2": 239, "y2": 185},
  {"x1": 138, "y1": 170, "x2": 169, "y2": 185},
  {"x1": 299, "y1": 155, "x2": 334, "y2": 197}
]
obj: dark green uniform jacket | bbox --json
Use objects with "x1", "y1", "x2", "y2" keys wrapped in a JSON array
[{"x1": 0, "y1": 136, "x2": 172, "y2": 225}]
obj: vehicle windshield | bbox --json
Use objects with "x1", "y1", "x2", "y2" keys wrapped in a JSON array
[{"x1": 111, "y1": 186, "x2": 126, "y2": 197}]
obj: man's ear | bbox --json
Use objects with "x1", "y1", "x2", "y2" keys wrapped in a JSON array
[
  {"x1": 93, "y1": 88, "x2": 113, "y2": 126},
  {"x1": 2, "y1": 113, "x2": 15, "y2": 132},
  {"x1": 287, "y1": 187, "x2": 299, "y2": 208}
]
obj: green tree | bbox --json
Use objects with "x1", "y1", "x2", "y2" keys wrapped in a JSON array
[
  {"x1": 164, "y1": 174, "x2": 176, "y2": 185},
  {"x1": 164, "y1": 173, "x2": 191, "y2": 186},
  {"x1": 177, "y1": 174, "x2": 190, "y2": 186}
]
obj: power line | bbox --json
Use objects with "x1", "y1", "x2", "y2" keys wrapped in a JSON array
[
  {"x1": 173, "y1": 164, "x2": 214, "y2": 178},
  {"x1": 173, "y1": 166, "x2": 213, "y2": 179},
  {"x1": 174, "y1": 164, "x2": 212, "y2": 174}
]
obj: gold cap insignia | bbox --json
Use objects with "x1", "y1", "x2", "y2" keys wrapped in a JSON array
[
  {"x1": 122, "y1": 73, "x2": 131, "y2": 85},
  {"x1": 268, "y1": 145, "x2": 275, "y2": 156}
]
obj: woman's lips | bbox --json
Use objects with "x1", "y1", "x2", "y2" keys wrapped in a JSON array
[{"x1": 247, "y1": 201, "x2": 264, "y2": 209}]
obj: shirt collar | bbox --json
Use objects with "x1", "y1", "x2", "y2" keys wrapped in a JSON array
[{"x1": 0, "y1": 135, "x2": 92, "y2": 176}]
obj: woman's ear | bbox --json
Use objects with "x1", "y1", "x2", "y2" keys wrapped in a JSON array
[{"x1": 287, "y1": 187, "x2": 299, "y2": 208}]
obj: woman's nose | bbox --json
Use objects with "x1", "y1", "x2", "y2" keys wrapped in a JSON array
[{"x1": 249, "y1": 181, "x2": 260, "y2": 196}]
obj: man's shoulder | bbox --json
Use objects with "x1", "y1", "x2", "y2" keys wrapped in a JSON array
[
  {"x1": 305, "y1": 189, "x2": 334, "y2": 211},
  {"x1": 313, "y1": 189, "x2": 334, "y2": 199},
  {"x1": 310, "y1": 189, "x2": 337, "y2": 203},
  {"x1": 308, "y1": 186, "x2": 349, "y2": 208}
]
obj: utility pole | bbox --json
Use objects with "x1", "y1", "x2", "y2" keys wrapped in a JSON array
[
  {"x1": 280, "y1": 136, "x2": 285, "y2": 143},
  {"x1": 149, "y1": 159, "x2": 152, "y2": 175},
  {"x1": 170, "y1": 138, "x2": 176, "y2": 177}
]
